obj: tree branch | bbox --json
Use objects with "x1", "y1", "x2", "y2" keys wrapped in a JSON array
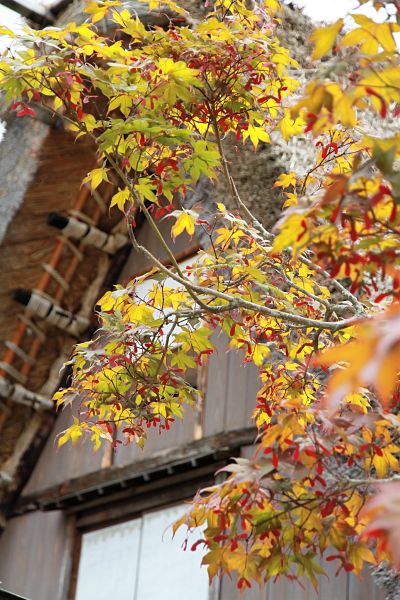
[{"x1": 127, "y1": 232, "x2": 361, "y2": 332}]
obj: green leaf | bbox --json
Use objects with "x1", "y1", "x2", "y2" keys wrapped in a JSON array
[{"x1": 135, "y1": 178, "x2": 158, "y2": 203}]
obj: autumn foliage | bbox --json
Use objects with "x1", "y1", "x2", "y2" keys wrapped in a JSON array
[{"x1": 2, "y1": 0, "x2": 400, "y2": 589}]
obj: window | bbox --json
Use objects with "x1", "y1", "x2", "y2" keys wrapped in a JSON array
[
  {"x1": 75, "y1": 518, "x2": 141, "y2": 600},
  {"x1": 75, "y1": 504, "x2": 209, "y2": 600}
]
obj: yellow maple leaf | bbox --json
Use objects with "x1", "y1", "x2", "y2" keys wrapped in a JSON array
[
  {"x1": 110, "y1": 188, "x2": 130, "y2": 211},
  {"x1": 83, "y1": 167, "x2": 109, "y2": 191},
  {"x1": 242, "y1": 124, "x2": 270, "y2": 148},
  {"x1": 310, "y1": 19, "x2": 343, "y2": 60},
  {"x1": 274, "y1": 172, "x2": 296, "y2": 189},
  {"x1": 57, "y1": 418, "x2": 83, "y2": 447},
  {"x1": 171, "y1": 211, "x2": 196, "y2": 239},
  {"x1": 334, "y1": 93, "x2": 357, "y2": 127},
  {"x1": 84, "y1": 1, "x2": 120, "y2": 23},
  {"x1": 97, "y1": 291, "x2": 116, "y2": 311},
  {"x1": 279, "y1": 110, "x2": 305, "y2": 141},
  {"x1": 349, "y1": 542, "x2": 376, "y2": 574}
]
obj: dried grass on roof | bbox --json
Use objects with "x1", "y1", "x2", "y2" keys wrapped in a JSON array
[
  {"x1": 0, "y1": 115, "x2": 49, "y2": 244},
  {"x1": 0, "y1": 128, "x2": 96, "y2": 466}
]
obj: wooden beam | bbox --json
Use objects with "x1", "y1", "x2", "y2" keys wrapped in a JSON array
[
  {"x1": 13, "y1": 427, "x2": 257, "y2": 515},
  {"x1": 50, "y1": 0, "x2": 75, "y2": 18},
  {"x1": 76, "y1": 475, "x2": 218, "y2": 530},
  {"x1": 66, "y1": 462, "x2": 222, "y2": 517}
]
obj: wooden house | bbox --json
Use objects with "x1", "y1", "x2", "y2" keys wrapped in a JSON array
[{"x1": 0, "y1": 1, "x2": 388, "y2": 599}]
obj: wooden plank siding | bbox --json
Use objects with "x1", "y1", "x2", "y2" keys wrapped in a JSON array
[
  {"x1": 203, "y1": 334, "x2": 261, "y2": 437},
  {"x1": 113, "y1": 410, "x2": 198, "y2": 466},
  {"x1": 18, "y1": 429, "x2": 256, "y2": 513},
  {"x1": 23, "y1": 401, "x2": 198, "y2": 493},
  {"x1": 118, "y1": 213, "x2": 198, "y2": 283},
  {"x1": 203, "y1": 333, "x2": 230, "y2": 435},
  {"x1": 22, "y1": 335, "x2": 261, "y2": 494},
  {"x1": 23, "y1": 408, "x2": 106, "y2": 495},
  {"x1": 22, "y1": 231, "x2": 263, "y2": 493},
  {"x1": 348, "y1": 570, "x2": 386, "y2": 600},
  {"x1": 220, "y1": 577, "x2": 269, "y2": 600},
  {"x1": 0, "y1": 510, "x2": 72, "y2": 600}
]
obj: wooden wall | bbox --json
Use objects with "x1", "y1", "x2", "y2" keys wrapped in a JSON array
[
  {"x1": 0, "y1": 510, "x2": 72, "y2": 600},
  {"x1": 119, "y1": 211, "x2": 198, "y2": 281},
  {"x1": 22, "y1": 334, "x2": 259, "y2": 494},
  {"x1": 23, "y1": 407, "x2": 107, "y2": 494},
  {"x1": 203, "y1": 333, "x2": 260, "y2": 437}
]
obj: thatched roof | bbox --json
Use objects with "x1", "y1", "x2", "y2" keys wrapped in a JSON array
[{"x1": 0, "y1": 115, "x2": 49, "y2": 244}]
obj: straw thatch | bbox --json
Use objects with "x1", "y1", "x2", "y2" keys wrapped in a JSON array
[{"x1": 0, "y1": 115, "x2": 49, "y2": 244}]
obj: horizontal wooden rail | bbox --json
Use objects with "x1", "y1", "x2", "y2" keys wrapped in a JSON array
[{"x1": 13, "y1": 427, "x2": 257, "y2": 516}]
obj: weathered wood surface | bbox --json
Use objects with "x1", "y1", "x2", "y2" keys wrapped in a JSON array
[
  {"x1": 23, "y1": 407, "x2": 106, "y2": 496},
  {"x1": 220, "y1": 577, "x2": 269, "y2": 600},
  {"x1": 109, "y1": 216, "x2": 203, "y2": 466},
  {"x1": 21, "y1": 334, "x2": 261, "y2": 497},
  {"x1": 203, "y1": 334, "x2": 261, "y2": 436},
  {"x1": 0, "y1": 510, "x2": 71, "y2": 600},
  {"x1": 22, "y1": 254, "x2": 258, "y2": 496},
  {"x1": 348, "y1": 570, "x2": 386, "y2": 600},
  {"x1": 68, "y1": 462, "x2": 216, "y2": 518},
  {"x1": 118, "y1": 212, "x2": 198, "y2": 283},
  {"x1": 113, "y1": 411, "x2": 199, "y2": 467},
  {"x1": 75, "y1": 468, "x2": 220, "y2": 530}
]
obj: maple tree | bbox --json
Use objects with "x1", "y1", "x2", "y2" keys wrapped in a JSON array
[{"x1": 1, "y1": 0, "x2": 400, "y2": 590}]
